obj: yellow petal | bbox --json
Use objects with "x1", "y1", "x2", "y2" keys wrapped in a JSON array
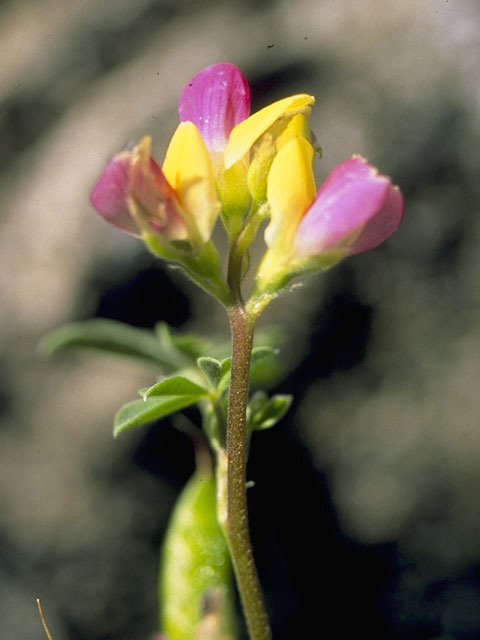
[
  {"x1": 276, "y1": 113, "x2": 311, "y2": 150},
  {"x1": 223, "y1": 94, "x2": 315, "y2": 169},
  {"x1": 264, "y1": 136, "x2": 316, "y2": 256},
  {"x1": 162, "y1": 122, "x2": 220, "y2": 242}
]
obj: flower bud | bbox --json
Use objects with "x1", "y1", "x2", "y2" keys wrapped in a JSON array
[
  {"x1": 90, "y1": 136, "x2": 187, "y2": 240},
  {"x1": 293, "y1": 155, "x2": 404, "y2": 258}
]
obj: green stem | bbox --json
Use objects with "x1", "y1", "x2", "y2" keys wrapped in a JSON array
[
  {"x1": 227, "y1": 236, "x2": 245, "y2": 305},
  {"x1": 224, "y1": 304, "x2": 272, "y2": 640}
]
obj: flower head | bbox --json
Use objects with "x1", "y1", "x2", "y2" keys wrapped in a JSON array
[
  {"x1": 90, "y1": 62, "x2": 403, "y2": 307},
  {"x1": 91, "y1": 62, "x2": 316, "y2": 246}
]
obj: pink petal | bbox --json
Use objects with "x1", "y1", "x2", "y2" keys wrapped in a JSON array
[
  {"x1": 294, "y1": 156, "x2": 401, "y2": 256},
  {"x1": 90, "y1": 153, "x2": 139, "y2": 236},
  {"x1": 178, "y1": 63, "x2": 250, "y2": 153},
  {"x1": 349, "y1": 184, "x2": 404, "y2": 255}
]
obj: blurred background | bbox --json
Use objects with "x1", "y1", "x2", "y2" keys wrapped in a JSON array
[{"x1": 1, "y1": 0, "x2": 480, "y2": 638}]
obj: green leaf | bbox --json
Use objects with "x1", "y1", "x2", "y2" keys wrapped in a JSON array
[
  {"x1": 160, "y1": 469, "x2": 237, "y2": 640},
  {"x1": 40, "y1": 319, "x2": 190, "y2": 370},
  {"x1": 251, "y1": 345, "x2": 277, "y2": 362},
  {"x1": 250, "y1": 394, "x2": 293, "y2": 430},
  {"x1": 254, "y1": 325, "x2": 286, "y2": 350},
  {"x1": 114, "y1": 395, "x2": 203, "y2": 436},
  {"x1": 250, "y1": 352, "x2": 286, "y2": 390},
  {"x1": 220, "y1": 358, "x2": 232, "y2": 376},
  {"x1": 249, "y1": 345, "x2": 280, "y2": 388},
  {"x1": 197, "y1": 356, "x2": 222, "y2": 388},
  {"x1": 155, "y1": 322, "x2": 209, "y2": 360},
  {"x1": 143, "y1": 375, "x2": 208, "y2": 399},
  {"x1": 172, "y1": 334, "x2": 210, "y2": 359}
]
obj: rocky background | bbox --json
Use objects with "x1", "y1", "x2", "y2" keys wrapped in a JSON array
[{"x1": 1, "y1": 0, "x2": 480, "y2": 638}]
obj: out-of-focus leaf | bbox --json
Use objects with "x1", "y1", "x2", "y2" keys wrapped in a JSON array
[
  {"x1": 41, "y1": 319, "x2": 190, "y2": 370},
  {"x1": 156, "y1": 322, "x2": 210, "y2": 360},
  {"x1": 249, "y1": 345, "x2": 279, "y2": 387},
  {"x1": 250, "y1": 351, "x2": 285, "y2": 389},
  {"x1": 254, "y1": 325, "x2": 286, "y2": 350},
  {"x1": 251, "y1": 346, "x2": 277, "y2": 362},
  {"x1": 160, "y1": 469, "x2": 237, "y2": 640}
]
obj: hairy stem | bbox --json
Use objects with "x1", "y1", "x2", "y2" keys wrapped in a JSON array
[{"x1": 224, "y1": 304, "x2": 272, "y2": 640}]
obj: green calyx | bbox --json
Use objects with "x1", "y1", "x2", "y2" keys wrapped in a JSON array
[{"x1": 144, "y1": 234, "x2": 232, "y2": 306}]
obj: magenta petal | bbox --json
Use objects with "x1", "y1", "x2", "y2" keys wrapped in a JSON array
[
  {"x1": 178, "y1": 62, "x2": 250, "y2": 153},
  {"x1": 90, "y1": 153, "x2": 139, "y2": 236},
  {"x1": 294, "y1": 156, "x2": 400, "y2": 256},
  {"x1": 349, "y1": 184, "x2": 404, "y2": 255}
]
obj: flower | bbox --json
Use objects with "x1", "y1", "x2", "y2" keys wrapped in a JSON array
[
  {"x1": 178, "y1": 62, "x2": 314, "y2": 172},
  {"x1": 178, "y1": 62, "x2": 315, "y2": 215},
  {"x1": 256, "y1": 136, "x2": 404, "y2": 290},
  {"x1": 90, "y1": 130, "x2": 218, "y2": 247},
  {"x1": 90, "y1": 62, "x2": 403, "y2": 305},
  {"x1": 294, "y1": 155, "x2": 404, "y2": 257},
  {"x1": 90, "y1": 136, "x2": 186, "y2": 239}
]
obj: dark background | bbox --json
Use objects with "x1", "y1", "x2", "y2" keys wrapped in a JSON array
[{"x1": 1, "y1": 0, "x2": 480, "y2": 638}]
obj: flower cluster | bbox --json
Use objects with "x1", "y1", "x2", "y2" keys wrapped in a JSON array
[{"x1": 91, "y1": 63, "x2": 403, "y2": 303}]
